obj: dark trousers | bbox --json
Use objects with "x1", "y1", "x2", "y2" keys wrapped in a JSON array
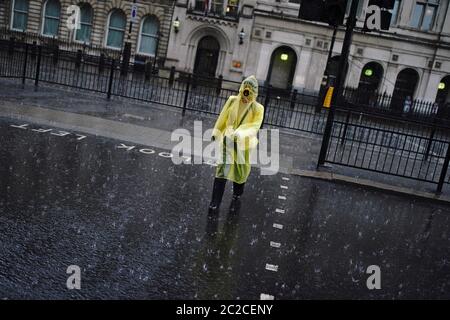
[{"x1": 210, "y1": 178, "x2": 245, "y2": 207}]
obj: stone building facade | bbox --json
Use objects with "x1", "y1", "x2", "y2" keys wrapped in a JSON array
[
  {"x1": 166, "y1": 0, "x2": 450, "y2": 103},
  {"x1": 0, "y1": 0, "x2": 175, "y2": 63},
  {"x1": 1, "y1": 0, "x2": 449, "y2": 103}
]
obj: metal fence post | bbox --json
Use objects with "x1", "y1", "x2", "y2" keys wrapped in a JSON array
[
  {"x1": 290, "y1": 89, "x2": 297, "y2": 110},
  {"x1": 262, "y1": 85, "x2": 272, "y2": 129},
  {"x1": 424, "y1": 122, "x2": 436, "y2": 161},
  {"x1": 107, "y1": 59, "x2": 115, "y2": 99},
  {"x1": 182, "y1": 74, "x2": 191, "y2": 116},
  {"x1": 437, "y1": 141, "x2": 450, "y2": 194},
  {"x1": 22, "y1": 43, "x2": 29, "y2": 87},
  {"x1": 169, "y1": 66, "x2": 175, "y2": 87},
  {"x1": 216, "y1": 75, "x2": 223, "y2": 95},
  {"x1": 34, "y1": 46, "x2": 42, "y2": 91},
  {"x1": 340, "y1": 110, "x2": 351, "y2": 145}
]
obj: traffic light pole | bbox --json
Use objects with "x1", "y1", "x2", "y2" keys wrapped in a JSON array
[{"x1": 317, "y1": 0, "x2": 360, "y2": 167}]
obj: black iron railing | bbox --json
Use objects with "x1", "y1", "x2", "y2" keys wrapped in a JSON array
[{"x1": 2, "y1": 37, "x2": 450, "y2": 193}]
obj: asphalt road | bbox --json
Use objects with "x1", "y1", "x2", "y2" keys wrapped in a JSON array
[{"x1": 0, "y1": 116, "x2": 449, "y2": 299}]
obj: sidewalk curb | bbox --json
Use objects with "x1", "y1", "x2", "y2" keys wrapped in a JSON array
[{"x1": 291, "y1": 169, "x2": 450, "y2": 205}]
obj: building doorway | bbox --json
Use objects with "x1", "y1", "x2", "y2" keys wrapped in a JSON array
[
  {"x1": 436, "y1": 76, "x2": 450, "y2": 105},
  {"x1": 391, "y1": 68, "x2": 419, "y2": 113},
  {"x1": 358, "y1": 62, "x2": 384, "y2": 92},
  {"x1": 267, "y1": 46, "x2": 297, "y2": 91},
  {"x1": 193, "y1": 36, "x2": 220, "y2": 78}
]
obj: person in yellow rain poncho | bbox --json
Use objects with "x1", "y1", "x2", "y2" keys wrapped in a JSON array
[{"x1": 209, "y1": 75, "x2": 264, "y2": 213}]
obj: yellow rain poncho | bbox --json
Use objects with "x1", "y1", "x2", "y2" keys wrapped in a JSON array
[{"x1": 211, "y1": 75, "x2": 265, "y2": 184}]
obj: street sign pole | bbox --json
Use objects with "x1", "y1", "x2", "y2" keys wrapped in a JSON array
[{"x1": 317, "y1": 0, "x2": 360, "y2": 167}]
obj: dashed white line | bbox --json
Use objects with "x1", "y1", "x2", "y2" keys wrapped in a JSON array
[
  {"x1": 270, "y1": 241, "x2": 281, "y2": 248},
  {"x1": 282, "y1": 177, "x2": 290, "y2": 181},
  {"x1": 265, "y1": 264, "x2": 279, "y2": 272},
  {"x1": 273, "y1": 223, "x2": 283, "y2": 230},
  {"x1": 260, "y1": 293, "x2": 275, "y2": 300},
  {"x1": 275, "y1": 208, "x2": 285, "y2": 214},
  {"x1": 278, "y1": 195, "x2": 286, "y2": 200},
  {"x1": 280, "y1": 185, "x2": 288, "y2": 189}
]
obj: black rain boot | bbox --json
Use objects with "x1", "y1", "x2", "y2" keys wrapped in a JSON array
[
  {"x1": 229, "y1": 194, "x2": 242, "y2": 214},
  {"x1": 229, "y1": 182, "x2": 244, "y2": 214},
  {"x1": 209, "y1": 178, "x2": 226, "y2": 213}
]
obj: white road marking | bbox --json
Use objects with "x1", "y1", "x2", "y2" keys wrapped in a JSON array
[
  {"x1": 32, "y1": 128, "x2": 52, "y2": 133},
  {"x1": 282, "y1": 177, "x2": 290, "y2": 181},
  {"x1": 275, "y1": 208, "x2": 285, "y2": 214},
  {"x1": 75, "y1": 134, "x2": 87, "y2": 141},
  {"x1": 10, "y1": 124, "x2": 29, "y2": 129},
  {"x1": 278, "y1": 195, "x2": 286, "y2": 200},
  {"x1": 273, "y1": 223, "x2": 283, "y2": 230},
  {"x1": 265, "y1": 264, "x2": 278, "y2": 272},
  {"x1": 158, "y1": 152, "x2": 173, "y2": 158},
  {"x1": 51, "y1": 131, "x2": 71, "y2": 137},
  {"x1": 123, "y1": 113, "x2": 145, "y2": 121},
  {"x1": 139, "y1": 148, "x2": 155, "y2": 154},
  {"x1": 260, "y1": 293, "x2": 275, "y2": 300},
  {"x1": 116, "y1": 143, "x2": 136, "y2": 151},
  {"x1": 270, "y1": 241, "x2": 281, "y2": 248},
  {"x1": 280, "y1": 185, "x2": 288, "y2": 189}
]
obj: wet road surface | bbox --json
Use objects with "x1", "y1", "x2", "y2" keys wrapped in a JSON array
[{"x1": 0, "y1": 117, "x2": 449, "y2": 299}]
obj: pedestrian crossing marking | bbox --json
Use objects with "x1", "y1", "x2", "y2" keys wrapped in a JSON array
[
  {"x1": 270, "y1": 241, "x2": 281, "y2": 248},
  {"x1": 278, "y1": 195, "x2": 286, "y2": 200},
  {"x1": 273, "y1": 223, "x2": 283, "y2": 230},
  {"x1": 275, "y1": 208, "x2": 285, "y2": 214},
  {"x1": 282, "y1": 177, "x2": 290, "y2": 181},
  {"x1": 265, "y1": 264, "x2": 278, "y2": 272},
  {"x1": 260, "y1": 293, "x2": 275, "y2": 300},
  {"x1": 280, "y1": 185, "x2": 288, "y2": 189}
]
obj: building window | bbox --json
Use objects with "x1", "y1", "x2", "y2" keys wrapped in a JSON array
[
  {"x1": 138, "y1": 16, "x2": 159, "y2": 56},
  {"x1": 11, "y1": 0, "x2": 29, "y2": 31},
  {"x1": 410, "y1": 0, "x2": 439, "y2": 30},
  {"x1": 226, "y1": 0, "x2": 239, "y2": 17},
  {"x1": 42, "y1": 0, "x2": 61, "y2": 36},
  {"x1": 106, "y1": 9, "x2": 127, "y2": 49},
  {"x1": 390, "y1": 0, "x2": 401, "y2": 25},
  {"x1": 75, "y1": 3, "x2": 93, "y2": 43},
  {"x1": 346, "y1": 0, "x2": 366, "y2": 18},
  {"x1": 211, "y1": 0, "x2": 224, "y2": 15}
]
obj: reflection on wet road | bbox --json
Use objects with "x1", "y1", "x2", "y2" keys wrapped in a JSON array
[{"x1": 0, "y1": 118, "x2": 449, "y2": 299}]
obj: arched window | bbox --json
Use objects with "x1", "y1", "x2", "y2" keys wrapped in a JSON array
[
  {"x1": 106, "y1": 9, "x2": 126, "y2": 49},
  {"x1": 75, "y1": 3, "x2": 93, "y2": 43},
  {"x1": 42, "y1": 0, "x2": 61, "y2": 36},
  {"x1": 138, "y1": 16, "x2": 159, "y2": 56},
  {"x1": 11, "y1": 0, "x2": 29, "y2": 31}
]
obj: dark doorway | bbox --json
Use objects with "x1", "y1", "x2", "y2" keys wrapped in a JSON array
[
  {"x1": 436, "y1": 76, "x2": 450, "y2": 105},
  {"x1": 358, "y1": 62, "x2": 384, "y2": 92},
  {"x1": 267, "y1": 46, "x2": 297, "y2": 91},
  {"x1": 193, "y1": 36, "x2": 220, "y2": 78},
  {"x1": 391, "y1": 68, "x2": 419, "y2": 113}
]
